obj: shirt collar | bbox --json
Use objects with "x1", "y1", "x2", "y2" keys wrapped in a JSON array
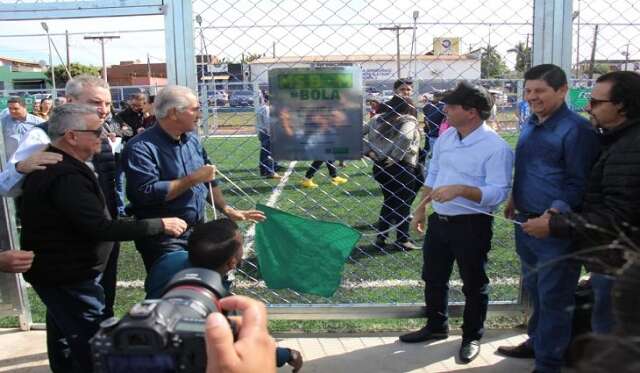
[
  {"x1": 456, "y1": 122, "x2": 489, "y2": 146},
  {"x1": 530, "y1": 102, "x2": 569, "y2": 128},
  {"x1": 152, "y1": 123, "x2": 188, "y2": 145}
]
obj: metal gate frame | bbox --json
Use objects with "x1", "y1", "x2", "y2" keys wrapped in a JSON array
[{"x1": 0, "y1": 0, "x2": 574, "y2": 323}]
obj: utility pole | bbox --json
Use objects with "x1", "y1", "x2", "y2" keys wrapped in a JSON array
[
  {"x1": 65, "y1": 30, "x2": 70, "y2": 71},
  {"x1": 622, "y1": 43, "x2": 630, "y2": 71},
  {"x1": 379, "y1": 25, "x2": 415, "y2": 79},
  {"x1": 588, "y1": 25, "x2": 598, "y2": 79},
  {"x1": 83, "y1": 35, "x2": 120, "y2": 82},
  {"x1": 575, "y1": 0, "x2": 581, "y2": 76}
]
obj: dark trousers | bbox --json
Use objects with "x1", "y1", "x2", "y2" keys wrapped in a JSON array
[
  {"x1": 100, "y1": 242, "x2": 119, "y2": 318},
  {"x1": 32, "y1": 276, "x2": 105, "y2": 373},
  {"x1": 305, "y1": 161, "x2": 337, "y2": 179},
  {"x1": 421, "y1": 213, "x2": 493, "y2": 341},
  {"x1": 373, "y1": 162, "x2": 417, "y2": 243},
  {"x1": 258, "y1": 131, "x2": 278, "y2": 176}
]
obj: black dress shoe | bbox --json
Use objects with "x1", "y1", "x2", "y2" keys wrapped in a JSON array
[
  {"x1": 399, "y1": 326, "x2": 448, "y2": 343},
  {"x1": 459, "y1": 340, "x2": 481, "y2": 363},
  {"x1": 496, "y1": 341, "x2": 535, "y2": 359}
]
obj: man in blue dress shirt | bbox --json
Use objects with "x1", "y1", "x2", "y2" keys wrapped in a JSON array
[
  {"x1": 1, "y1": 96, "x2": 43, "y2": 161},
  {"x1": 122, "y1": 85, "x2": 265, "y2": 271},
  {"x1": 399, "y1": 81, "x2": 514, "y2": 364},
  {"x1": 497, "y1": 64, "x2": 600, "y2": 373}
]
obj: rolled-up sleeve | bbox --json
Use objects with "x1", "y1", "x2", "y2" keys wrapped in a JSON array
[
  {"x1": 479, "y1": 146, "x2": 514, "y2": 207},
  {"x1": 123, "y1": 142, "x2": 170, "y2": 205}
]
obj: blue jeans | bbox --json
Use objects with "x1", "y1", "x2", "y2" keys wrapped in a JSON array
[
  {"x1": 135, "y1": 232, "x2": 191, "y2": 272},
  {"x1": 590, "y1": 273, "x2": 615, "y2": 334},
  {"x1": 515, "y1": 225, "x2": 580, "y2": 373},
  {"x1": 32, "y1": 276, "x2": 105, "y2": 373},
  {"x1": 258, "y1": 131, "x2": 277, "y2": 176},
  {"x1": 115, "y1": 160, "x2": 126, "y2": 215}
]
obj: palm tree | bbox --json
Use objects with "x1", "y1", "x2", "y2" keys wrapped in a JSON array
[{"x1": 509, "y1": 42, "x2": 532, "y2": 73}]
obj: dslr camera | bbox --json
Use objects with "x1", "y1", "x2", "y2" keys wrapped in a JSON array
[{"x1": 91, "y1": 268, "x2": 231, "y2": 372}]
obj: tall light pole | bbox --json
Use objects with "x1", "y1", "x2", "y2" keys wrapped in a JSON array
[
  {"x1": 83, "y1": 35, "x2": 120, "y2": 82},
  {"x1": 40, "y1": 22, "x2": 57, "y2": 100},
  {"x1": 379, "y1": 25, "x2": 415, "y2": 79}
]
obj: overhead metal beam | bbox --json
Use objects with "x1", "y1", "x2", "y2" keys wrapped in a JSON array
[
  {"x1": 0, "y1": 0, "x2": 165, "y2": 21},
  {"x1": 164, "y1": 0, "x2": 196, "y2": 88},
  {"x1": 532, "y1": 0, "x2": 574, "y2": 77}
]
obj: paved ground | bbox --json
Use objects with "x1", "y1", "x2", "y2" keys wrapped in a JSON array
[{"x1": 0, "y1": 328, "x2": 534, "y2": 372}]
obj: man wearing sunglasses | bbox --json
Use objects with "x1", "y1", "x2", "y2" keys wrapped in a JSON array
[
  {"x1": 498, "y1": 64, "x2": 600, "y2": 373},
  {"x1": 19, "y1": 104, "x2": 187, "y2": 373},
  {"x1": 521, "y1": 71, "x2": 640, "y2": 338},
  {"x1": 0, "y1": 75, "x2": 129, "y2": 322}
]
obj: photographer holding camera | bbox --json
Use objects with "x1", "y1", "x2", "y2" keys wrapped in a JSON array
[
  {"x1": 143, "y1": 219, "x2": 303, "y2": 372},
  {"x1": 205, "y1": 295, "x2": 276, "y2": 373}
]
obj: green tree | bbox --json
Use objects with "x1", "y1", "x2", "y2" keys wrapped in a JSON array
[
  {"x1": 44, "y1": 63, "x2": 101, "y2": 86},
  {"x1": 511, "y1": 42, "x2": 532, "y2": 73},
  {"x1": 592, "y1": 63, "x2": 609, "y2": 76},
  {"x1": 481, "y1": 45, "x2": 508, "y2": 78}
]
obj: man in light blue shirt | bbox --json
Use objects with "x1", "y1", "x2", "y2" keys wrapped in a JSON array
[
  {"x1": 399, "y1": 82, "x2": 513, "y2": 365},
  {"x1": 1, "y1": 96, "x2": 43, "y2": 161}
]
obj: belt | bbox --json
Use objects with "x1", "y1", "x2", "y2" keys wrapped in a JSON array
[{"x1": 432, "y1": 212, "x2": 489, "y2": 223}]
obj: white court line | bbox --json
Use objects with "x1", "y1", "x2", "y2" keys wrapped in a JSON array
[
  {"x1": 242, "y1": 161, "x2": 297, "y2": 256},
  {"x1": 111, "y1": 277, "x2": 521, "y2": 289}
]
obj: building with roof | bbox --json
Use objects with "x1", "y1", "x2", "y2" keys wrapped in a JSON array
[
  {"x1": 248, "y1": 54, "x2": 481, "y2": 86},
  {"x1": 106, "y1": 60, "x2": 168, "y2": 87},
  {"x1": 0, "y1": 56, "x2": 48, "y2": 91}
]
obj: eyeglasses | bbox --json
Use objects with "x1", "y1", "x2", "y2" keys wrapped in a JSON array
[
  {"x1": 72, "y1": 128, "x2": 103, "y2": 137},
  {"x1": 589, "y1": 97, "x2": 612, "y2": 107}
]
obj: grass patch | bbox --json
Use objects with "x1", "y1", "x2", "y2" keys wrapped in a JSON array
[{"x1": 8, "y1": 131, "x2": 523, "y2": 329}]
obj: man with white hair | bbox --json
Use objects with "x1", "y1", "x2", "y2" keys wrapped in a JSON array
[
  {"x1": 20, "y1": 104, "x2": 187, "y2": 373},
  {"x1": 122, "y1": 85, "x2": 265, "y2": 271}
]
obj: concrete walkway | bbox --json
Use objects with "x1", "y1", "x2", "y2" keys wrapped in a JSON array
[{"x1": 0, "y1": 328, "x2": 534, "y2": 372}]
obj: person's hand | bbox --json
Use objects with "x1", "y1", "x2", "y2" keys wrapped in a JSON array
[
  {"x1": 504, "y1": 196, "x2": 515, "y2": 219},
  {"x1": 224, "y1": 208, "x2": 266, "y2": 223},
  {"x1": 0, "y1": 250, "x2": 34, "y2": 273},
  {"x1": 107, "y1": 132, "x2": 117, "y2": 142},
  {"x1": 205, "y1": 296, "x2": 276, "y2": 373},
  {"x1": 430, "y1": 185, "x2": 463, "y2": 203},
  {"x1": 522, "y1": 212, "x2": 552, "y2": 239},
  {"x1": 161, "y1": 218, "x2": 188, "y2": 237},
  {"x1": 137, "y1": 127, "x2": 145, "y2": 134},
  {"x1": 191, "y1": 165, "x2": 217, "y2": 184},
  {"x1": 412, "y1": 205, "x2": 427, "y2": 234},
  {"x1": 15, "y1": 151, "x2": 63, "y2": 174}
]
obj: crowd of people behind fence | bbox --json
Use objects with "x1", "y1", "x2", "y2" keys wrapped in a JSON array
[{"x1": 0, "y1": 63, "x2": 639, "y2": 373}]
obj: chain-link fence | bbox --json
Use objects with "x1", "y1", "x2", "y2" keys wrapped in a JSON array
[
  {"x1": 190, "y1": 0, "x2": 540, "y2": 316},
  {"x1": 1, "y1": 0, "x2": 639, "y2": 321}
]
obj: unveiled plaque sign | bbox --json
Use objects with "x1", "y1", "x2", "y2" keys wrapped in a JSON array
[{"x1": 269, "y1": 67, "x2": 363, "y2": 161}]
